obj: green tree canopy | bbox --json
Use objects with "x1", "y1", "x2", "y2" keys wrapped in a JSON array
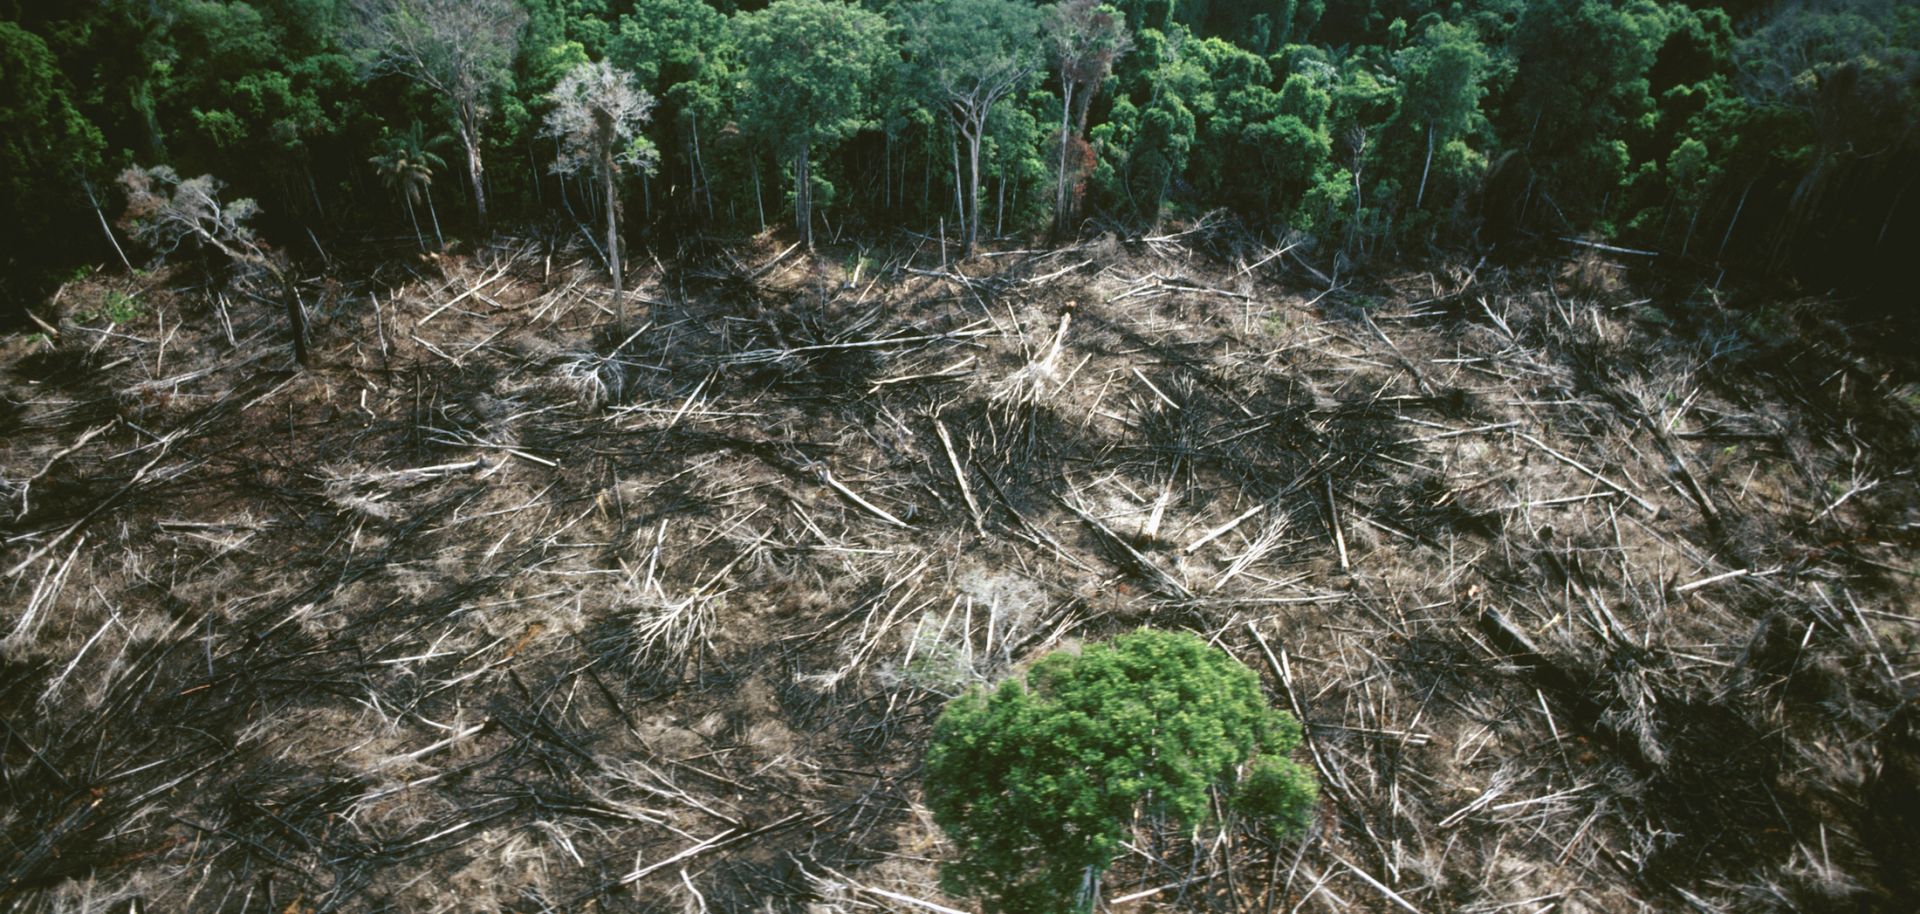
[
  {"x1": 1502, "y1": 0, "x2": 1669, "y2": 229},
  {"x1": 731, "y1": 0, "x2": 890, "y2": 247},
  {"x1": 924, "y1": 628, "x2": 1316, "y2": 914},
  {"x1": 1394, "y1": 20, "x2": 1491, "y2": 203},
  {"x1": 898, "y1": 0, "x2": 1044, "y2": 254},
  {"x1": 1094, "y1": 25, "x2": 1206, "y2": 223}
]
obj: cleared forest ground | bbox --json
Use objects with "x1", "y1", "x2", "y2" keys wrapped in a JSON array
[{"x1": 2, "y1": 231, "x2": 1917, "y2": 913}]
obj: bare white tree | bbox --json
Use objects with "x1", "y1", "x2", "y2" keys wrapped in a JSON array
[
  {"x1": 544, "y1": 60, "x2": 658, "y2": 333},
  {"x1": 119, "y1": 166, "x2": 309, "y2": 366},
  {"x1": 349, "y1": 0, "x2": 525, "y2": 229}
]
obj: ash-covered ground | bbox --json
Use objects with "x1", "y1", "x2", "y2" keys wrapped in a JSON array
[{"x1": 3, "y1": 230, "x2": 1917, "y2": 913}]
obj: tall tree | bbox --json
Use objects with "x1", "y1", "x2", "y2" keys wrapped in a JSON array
[
  {"x1": 611, "y1": 0, "x2": 730, "y2": 221},
  {"x1": 349, "y1": 0, "x2": 526, "y2": 229},
  {"x1": 1502, "y1": 0, "x2": 1668, "y2": 230},
  {"x1": 1094, "y1": 26, "x2": 1202, "y2": 225},
  {"x1": 1393, "y1": 20, "x2": 1490, "y2": 211},
  {"x1": 900, "y1": 0, "x2": 1044, "y2": 255},
  {"x1": 544, "y1": 59, "x2": 657, "y2": 332},
  {"x1": 1187, "y1": 39, "x2": 1337, "y2": 225},
  {"x1": 731, "y1": 0, "x2": 890, "y2": 249},
  {"x1": 1732, "y1": 1, "x2": 1920, "y2": 259},
  {"x1": 141, "y1": 0, "x2": 358, "y2": 221},
  {"x1": 1046, "y1": 0, "x2": 1131, "y2": 237}
]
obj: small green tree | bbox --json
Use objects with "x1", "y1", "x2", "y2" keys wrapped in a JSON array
[
  {"x1": 924, "y1": 628, "x2": 1316, "y2": 914},
  {"x1": 369, "y1": 121, "x2": 447, "y2": 252}
]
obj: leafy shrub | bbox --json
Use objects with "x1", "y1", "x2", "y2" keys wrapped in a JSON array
[{"x1": 923, "y1": 628, "x2": 1316, "y2": 914}]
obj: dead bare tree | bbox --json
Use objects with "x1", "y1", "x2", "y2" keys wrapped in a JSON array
[
  {"x1": 118, "y1": 165, "x2": 308, "y2": 366},
  {"x1": 349, "y1": 0, "x2": 525, "y2": 230},
  {"x1": 544, "y1": 60, "x2": 657, "y2": 334}
]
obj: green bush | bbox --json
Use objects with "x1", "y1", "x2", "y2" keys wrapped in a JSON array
[{"x1": 923, "y1": 628, "x2": 1317, "y2": 914}]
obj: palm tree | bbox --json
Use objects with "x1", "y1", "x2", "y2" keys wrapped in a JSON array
[{"x1": 370, "y1": 122, "x2": 448, "y2": 251}]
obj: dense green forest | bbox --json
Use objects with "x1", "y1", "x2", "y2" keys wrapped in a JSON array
[{"x1": 3, "y1": 0, "x2": 1916, "y2": 322}]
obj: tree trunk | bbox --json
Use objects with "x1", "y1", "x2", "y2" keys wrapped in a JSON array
[
  {"x1": 529, "y1": 142, "x2": 544, "y2": 208},
  {"x1": 604, "y1": 148, "x2": 624, "y2": 333},
  {"x1": 753, "y1": 155, "x2": 766, "y2": 232},
  {"x1": 1878, "y1": 175, "x2": 1912, "y2": 248},
  {"x1": 1718, "y1": 179, "x2": 1752, "y2": 259},
  {"x1": 278, "y1": 269, "x2": 310, "y2": 368},
  {"x1": 1153, "y1": 170, "x2": 1169, "y2": 228},
  {"x1": 1072, "y1": 76, "x2": 1094, "y2": 137},
  {"x1": 964, "y1": 116, "x2": 985, "y2": 256},
  {"x1": 997, "y1": 170, "x2": 1006, "y2": 238},
  {"x1": 689, "y1": 122, "x2": 701, "y2": 218},
  {"x1": 950, "y1": 126, "x2": 965, "y2": 228},
  {"x1": 83, "y1": 181, "x2": 134, "y2": 272},
  {"x1": 1055, "y1": 76, "x2": 1075, "y2": 239},
  {"x1": 461, "y1": 120, "x2": 490, "y2": 229},
  {"x1": 1076, "y1": 865, "x2": 1101, "y2": 914},
  {"x1": 1009, "y1": 172, "x2": 1018, "y2": 231},
  {"x1": 305, "y1": 163, "x2": 327, "y2": 220},
  {"x1": 794, "y1": 148, "x2": 813, "y2": 249},
  {"x1": 404, "y1": 193, "x2": 425, "y2": 251},
  {"x1": 1416, "y1": 122, "x2": 1434, "y2": 209},
  {"x1": 691, "y1": 110, "x2": 714, "y2": 221},
  {"x1": 425, "y1": 186, "x2": 445, "y2": 251}
]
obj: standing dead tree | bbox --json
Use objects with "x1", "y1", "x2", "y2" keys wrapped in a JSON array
[
  {"x1": 544, "y1": 60, "x2": 657, "y2": 334},
  {"x1": 118, "y1": 165, "x2": 309, "y2": 366},
  {"x1": 349, "y1": 0, "x2": 525, "y2": 229}
]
